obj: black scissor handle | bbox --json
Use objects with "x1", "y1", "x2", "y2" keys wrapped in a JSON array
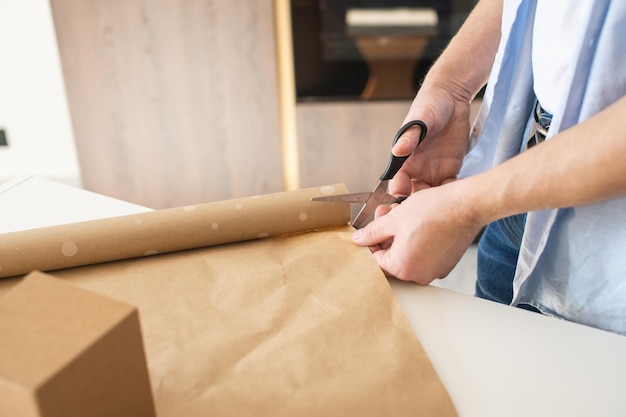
[{"x1": 379, "y1": 120, "x2": 428, "y2": 181}]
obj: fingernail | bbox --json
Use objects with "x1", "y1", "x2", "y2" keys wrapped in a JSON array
[
  {"x1": 392, "y1": 139, "x2": 408, "y2": 156},
  {"x1": 352, "y1": 230, "x2": 362, "y2": 241}
]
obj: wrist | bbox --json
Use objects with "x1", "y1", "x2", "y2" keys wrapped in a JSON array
[
  {"x1": 449, "y1": 176, "x2": 502, "y2": 229},
  {"x1": 422, "y1": 67, "x2": 474, "y2": 104},
  {"x1": 423, "y1": 58, "x2": 489, "y2": 105}
]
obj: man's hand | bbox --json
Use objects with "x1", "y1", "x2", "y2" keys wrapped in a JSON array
[
  {"x1": 351, "y1": 0, "x2": 505, "y2": 283},
  {"x1": 387, "y1": 0, "x2": 504, "y2": 196},
  {"x1": 352, "y1": 180, "x2": 483, "y2": 284},
  {"x1": 389, "y1": 83, "x2": 473, "y2": 197},
  {"x1": 356, "y1": 94, "x2": 626, "y2": 284}
]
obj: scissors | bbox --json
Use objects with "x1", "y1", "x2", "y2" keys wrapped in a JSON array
[{"x1": 312, "y1": 119, "x2": 428, "y2": 228}]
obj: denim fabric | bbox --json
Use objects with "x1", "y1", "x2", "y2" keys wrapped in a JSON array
[{"x1": 475, "y1": 214, "x2": 526, "y2": 305}]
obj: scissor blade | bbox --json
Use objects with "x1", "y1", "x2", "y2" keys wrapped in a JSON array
[
  {"x1": 351, "y1": 181, "x2": 389, "y2": 228},
  {"x1": 312, "y1": 192, "x2": 373, "y2": 204}
]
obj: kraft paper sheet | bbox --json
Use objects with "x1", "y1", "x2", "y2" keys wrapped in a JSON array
[{"x1": 0, "y1": 184, "x2": 456, "y2": 416}]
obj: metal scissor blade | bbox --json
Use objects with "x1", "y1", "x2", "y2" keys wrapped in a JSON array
[
  {"x1": 311, "y1": 192, "x2": 372, "y2": 204},
  {"x1": 351, "y1": 181, "x2": 389, "y2": 229}
]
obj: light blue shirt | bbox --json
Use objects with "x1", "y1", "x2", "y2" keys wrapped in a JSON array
[{"x1": 461, "y1": 0, "x2": 626, "y2": 334}]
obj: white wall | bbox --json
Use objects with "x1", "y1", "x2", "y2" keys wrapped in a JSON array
[{"x1": 0, "y1": 0, "x2": 80, "y2": 186}]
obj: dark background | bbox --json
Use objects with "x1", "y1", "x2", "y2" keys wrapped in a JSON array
[{"x1": 291, "y1": 0, "x2": 477, "y2": 101}]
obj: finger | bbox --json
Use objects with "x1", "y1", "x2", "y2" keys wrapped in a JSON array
[
  {"x1": 367, "y1": 244, "x2": 382, "y2": 253},
  {"x1": 389, "y1": 171, "x2": 412, "y2": 196},
  {"x1": 351, "y1": 215, "x2": 393, "y2": 248},
  {"x1": 411, "y1": 180, "x2": 431, "y2": 193},
  {"x1": 391, "y1": 123, "x2": 426, "y2": 157},
  {"x1": 370, "y1": 247, "x2": 400, "y2": 279},
  {"x1": 374, "y1": 204, "x2": 392, "y2": 219},
  {"x1": 368, "y1": 235, "x2": 395, "y2": 254}
]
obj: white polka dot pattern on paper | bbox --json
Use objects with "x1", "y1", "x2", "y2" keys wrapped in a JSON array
[
  {"x1": 320, "y1": 185, "x2": 336, "y2": 195},
  {"x1": 61, "y1": 241, "x2": 78, "y2": 257},
  {"x1": 299, "y1": 212, "x2": 308, "y2": 221}
]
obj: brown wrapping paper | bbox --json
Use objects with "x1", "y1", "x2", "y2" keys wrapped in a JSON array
[
  {"x1": 0, "y1": 184, "x2": 457, "y2": 416},
  {"x1": 0, "y1": 185, "x2": 349, "y2": 279}
]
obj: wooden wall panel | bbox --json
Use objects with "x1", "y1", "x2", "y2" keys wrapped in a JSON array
[
  {"x1": 297, "y1": 99, "x2": 483, "y2": 194},
  {"x1": 51, "y1": 0, "x2": 283, "y2": 208},
  {"x1": 297, "y1": 101, "x2": 411, "y2": 194}
]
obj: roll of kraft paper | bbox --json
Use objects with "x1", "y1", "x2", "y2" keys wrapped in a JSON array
[{"x1": 0, "y1": 184, "x2": 350, "y2": 279}]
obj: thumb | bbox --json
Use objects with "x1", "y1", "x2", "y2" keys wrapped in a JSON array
[
  {"x1": 352, "y1": 215, "x2": 393, "y2": 247},
  {"x1": 391, "y1": 123, "x2": 427, "y2": 157}
]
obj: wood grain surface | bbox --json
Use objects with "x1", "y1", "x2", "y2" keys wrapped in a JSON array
[
  {"x1": 297, "y1": 100, "x2": 411, "y2": 193},
  {"x1": 51, "y1": 0, "x2": 283, "y2": 208},
  {"x1": 297, "y1": 99, "x2": 482, "y2": 193}
]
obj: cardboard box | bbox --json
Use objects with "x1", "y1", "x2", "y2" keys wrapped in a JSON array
[{"x1": 0, "y1": 271, "x2": 155, "y2": 417}]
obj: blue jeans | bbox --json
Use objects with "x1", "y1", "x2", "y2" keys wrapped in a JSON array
[{"x1": 475, "y1": 214, "x2": 532, "y2": 307}]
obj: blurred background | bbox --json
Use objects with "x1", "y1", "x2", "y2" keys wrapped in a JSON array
[{"x1": 0, "y1": 0, "x2": 478, "y2": 209}]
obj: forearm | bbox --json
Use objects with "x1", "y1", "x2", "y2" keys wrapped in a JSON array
[
  {"x1": 391, "y1": 0, "x2": 504, "y2": 190},
  {"x1": 423, "y1": 0, "x2": 503, "y2": 101},
  {"x1": 464, "y1": 95, "x2": 626, "y2": 225},
  {"x1": 397, "y1": 0, "x2": 503, "y2": 145}
]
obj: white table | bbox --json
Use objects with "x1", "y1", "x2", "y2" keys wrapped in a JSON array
[{"x1": 3, "y1": 176, "x2": 626, "y2": 417}]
